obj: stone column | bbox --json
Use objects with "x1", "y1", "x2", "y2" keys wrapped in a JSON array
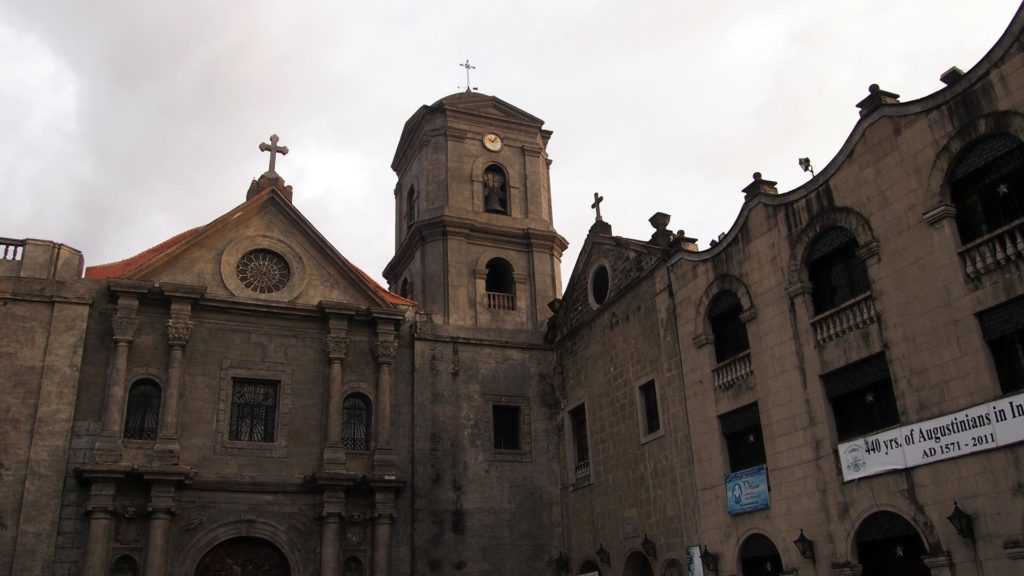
[
  {"x1": 371, "y1": 329, "x2": 397, "y2": 474},
  {"x1": 144, "y1": 482, "x2": 177, "y2": 576},
  {"x1": 372, "y1": 490, "x2": 397, "y2": 576},
  {"x1": 922, "y1": 551, "x2": 954, "y2": 576},
  {"x1": 154, "y1": 292, "x2": 200, "y2": 462},
  {"x1": 322, "y1": 334, "x2": 349, "y2": 473},
  {"x1": 96, "y1": 291, "x2": 143, "y2": 463},
  {"x1": 320, "y1": 490, "x2": 346, "y2": 576},
  {"x1": 81, "y1": 481, "x2": 117, "y2": 576}
]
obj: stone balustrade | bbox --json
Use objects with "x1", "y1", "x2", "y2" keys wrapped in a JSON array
[
  {"x1": 713, "y1": 351, "x2": 753, "y2": 391},
  {"x1": 485, "y1": 291, "x2": 516, "y2": 311},
  {"x1": 1, "y1": 238, "x2": 24, "y2": 261},
  {"x1": 574, "y1": 460, "x2": 590, "y2": 482},
  {"x1": 960, "y1": 219, "x2": 1024, "y2": 280},
  {"x1": 810, "y1": 292, "x2": 878, "y2": 345}
]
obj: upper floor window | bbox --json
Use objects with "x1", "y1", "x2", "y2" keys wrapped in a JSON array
[
  {"x1": 709, "y1": 291, "x2": 750, "y2": 363},
  {"x1": 807, "y1": 227, "x2": 870, "y2": 314},
  {"x1": 719, "y1": 402, "x2": 766, "y2": 472},
  {"x1": 978, "y1": 296, "x2": 1024, "y2": 394},
  {"x1": 492, "y1": 404, "x2": 522, "y2": 450},
  {"x1": 342, "y1": 393, "x2": 372, "y2": 451},
  {"x1": 124, "y1": 379, "x2": 161, "y2": 440},
  {"x1": 406, "y1": 185, "x2": 416, "y2": 228},
  {"x1": 637, "y1": 379, "x2": 662, "y2": 437},
  {"x1": 569, "y1": 403, "x2": 590, "y2": 480},
  {"x1": 823, "y1": 354, "x2": 899, "y2": 441},
  {"x1": 483, "y1": 164, "x2": 509, "y2": 214},
  {"x1": 485, "y1": 257, "x2": 516, "y2": 310},
  {"x1": 229, "y1": 379, "x2": 278, "y2": 443},
  {"x1": 951, "y1": 134, "x2": 1024, "y2": 245}
]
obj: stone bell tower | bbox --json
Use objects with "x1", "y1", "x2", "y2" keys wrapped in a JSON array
[{"x1": 383, "y1": 90, "x2": 567, "y2": 333}]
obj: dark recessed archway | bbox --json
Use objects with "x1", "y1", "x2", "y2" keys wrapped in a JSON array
[
  {"x1": 622, "y1": 551, "x2": 653, "y2": 576},
  {"x1": 195, "y1": 537, "x2": 290, "y2": 576},
  {"x1": 855, "y1": 511, "x2": 928, "y2": 576}
]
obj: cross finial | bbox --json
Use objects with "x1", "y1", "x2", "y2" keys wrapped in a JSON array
[
  {"x1": 459, "y1": 59, "x2": 476, "y2": 93},
  {"x1": 591, "y1": 192, "x2": 604, "y2": 222},
  {"x1": 259, "y1": 134, "x2": 289, "y2": 175}
]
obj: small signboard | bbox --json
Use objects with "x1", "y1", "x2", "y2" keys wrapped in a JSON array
[
  {"x1": 686, "y1": 545, "x2": 705, "y2": 576},
  {"x1": 725, "y1": 464, "x2": 770, "y2": 515}
]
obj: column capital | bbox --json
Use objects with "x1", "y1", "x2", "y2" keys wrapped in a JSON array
[
  {"x1": 372, "y1": 340, "x2": 398, "y2": 364},
  {"x1": 166, "y1": 319, "x2": 194, "y2": 347},
  {"x1": 112, "y1": 316, "x2": 140, "y2": 342},
  {"x1": 324, "y1": 335, "x2": 349, "y2": 360}
]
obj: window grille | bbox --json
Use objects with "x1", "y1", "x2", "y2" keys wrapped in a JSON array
[
  {"x1": 124, "y1": 380, "x2": 161, "y2": 440},
  {"x1": 979, "y1": 297, "x2": 1024, "y2": 393},
  {"x1": 823, "y1": 354, "x2": 899, "y2": 441},
  {"x1": 569, "y1": 404, "x2": 590, "y2": 471},
  {"x1": 229, "y1": 380, "x2": 278, "y2": 443},
  {"x1": 492, "y1": 405, "x2": 522, "y2": 450},
  {"x1": 709, "y1": 291, "x2": 750, "y2": 362},
  {"x1": 952, "y1": 134, "x2": 1024, "y2": 244},
  {"x1": 639, "y1": 380, "x2": 661, "y2": 435},
  {"x1": 807, "y1": 227, "x2": 870, "y2": 314},
  {"x1": 720, "y1": 402, "x2": 766, "y2": 472},
  {"x1": 341, "y1": 394, "x2": 371, "y2": 451}
]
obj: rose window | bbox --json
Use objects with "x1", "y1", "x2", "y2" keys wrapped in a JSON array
[{"x1": 235, "y1": 249, "x2": 291, "y2": 294}]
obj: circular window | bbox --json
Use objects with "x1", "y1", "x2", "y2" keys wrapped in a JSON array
[
  {"x1": 235, "y1": 249, "x2": 291, "y2": 294},
  {"x1": 591, "y1": 264, "x2": 609, "y2": 306}
]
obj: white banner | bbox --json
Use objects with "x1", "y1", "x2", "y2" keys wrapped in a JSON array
[{"x1": 838, "y1": 391, "x2": 1024, "y2": 481}]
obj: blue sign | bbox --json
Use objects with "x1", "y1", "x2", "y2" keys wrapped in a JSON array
[{"x1": 725, "y1": 465, "x2": 770, "y2": 515}]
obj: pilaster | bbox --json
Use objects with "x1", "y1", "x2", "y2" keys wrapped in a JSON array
[{"x1": 153, "y1": 285, "x2": 204, "y2": 462}]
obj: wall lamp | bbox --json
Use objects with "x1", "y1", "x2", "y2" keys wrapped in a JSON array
[
  {"x1": 700, "y1": 546, "x2": 718, "y2": 573},
  {"x1": 596, "y1": 544, "x2": 611, "y2": 566},
  {"x1": 641, "y1": 534, "x2": 657, "y2": 558},
  {"x1": 793, "y1": 529, "x2": 815, "y2": 562},
  {"x1": 947, "y1": 501, "x2": 975, "y2": 541}
]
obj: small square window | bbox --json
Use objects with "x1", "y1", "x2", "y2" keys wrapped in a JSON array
[
  {"x1": 492, "y1": 405, "x2": 522, "y2": 450},
  {"x1": 823, "y1": 354, "x2": 899, "y2": 441},
  {"x1": 638, "y1": 380, "x2": 661, "y2": 437},
  {"x1": 720, "y1": 403, "x2": 767, "y2": 473},
  {"x1": 229, "y1": 379, "x2": 279, "y2": 443}
]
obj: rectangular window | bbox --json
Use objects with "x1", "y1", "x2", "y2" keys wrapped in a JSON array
[
  {"x1": 823, "y1": 354, "x2": 899, "y2": 441},
  {"x1": 719, "y1": 403, "x2": 767, "y2": 472},
  {"x1": 229, "y1": 379, "x2": 278, "y2": 443},
  {"x1": 492, "y1": 405, "x2": 522, "y2": 450},
  {"x1": 979, "y1": 297, "x2": 1024, "y2": 394},
  {"x1": 638, "y1": 379, "x2": 661, "y2": 436},
  {"x1": 569, "y1": 403, "x2": 590, "y2": 480}
]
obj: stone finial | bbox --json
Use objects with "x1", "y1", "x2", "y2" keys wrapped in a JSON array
[
  {"x1": 671, "y1": 229, "x2": 699, "y2": 253},
  {"x1": 648, "y1": 212, "x2": 674, "y2": 248},
  {"x1": 940, "y1": 66, "x2": 965, "y2": 87},
  {"x1": 855, "y1": 84, "x2": 901, "y2": 117},
  {"x1": 742, "y1": 172, "x2": 778, "y2": 201},
  {"x1": 246, "y1": 172, "x2": 294, "y2": 203}
]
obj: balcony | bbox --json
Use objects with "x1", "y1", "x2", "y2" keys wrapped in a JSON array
[
  {"x1": 574, "y1": 459, "x2": 591, "y2": 482},
  {"x1": 485, "y1": 291, "x2": 515, "y2": 311},
  {"x1": 960, "y1": 219, "x2": 1024, "y2": 280},
  {"x1": 1, "y1": 238, "x2": 24, "y2": 261},
  {"x1": 713, "y1": 351, "x2": 753, "y2": 392},
  {"x1": 810, "y1": 292, "x2": 878, "y2": 345}
]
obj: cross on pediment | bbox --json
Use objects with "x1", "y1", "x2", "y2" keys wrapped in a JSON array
[
  {"x1": 259, "y1": 134, "x2": 289, "y2": 175},
  {"x1": 591, "y1": 192, "x2": 604, "y2": 222},
  {"x1": 460, "y1": 59, "x2": 477, "y2": 93}
]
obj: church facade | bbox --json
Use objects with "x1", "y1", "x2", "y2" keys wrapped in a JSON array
[{"x1": 5, "y1": 5, "x2": 1024, "y2": 576}]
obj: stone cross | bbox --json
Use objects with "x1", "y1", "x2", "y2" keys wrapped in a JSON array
[
  {"x1": 259, "y1": 134, "x2": 289, "y2": 174},
  {"x1": 460, "y1": 59, "x2": 476, "y2": 93},
  {"x1": 591, "y1": 192, "x2": 604, "y2": 222}
]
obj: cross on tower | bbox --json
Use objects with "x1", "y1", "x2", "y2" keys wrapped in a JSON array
[
  {"x1": 460, "y1": 59, "x2": 476, "y2": 93},
  {"x1": 591, "y1": 192, "x2": 604, "y2": 222},
  {"x1": 259, "y1": 134, "x2": 289, "y2": 175}
]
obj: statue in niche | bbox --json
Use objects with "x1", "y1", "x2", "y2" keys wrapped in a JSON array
[{"x1": 483, "y1": 166, "x2": 508, "y2": 214}]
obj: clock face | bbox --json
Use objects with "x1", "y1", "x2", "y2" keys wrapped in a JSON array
[{"x1": 483, "y1": 133, "x2": 502, "y2": 152}]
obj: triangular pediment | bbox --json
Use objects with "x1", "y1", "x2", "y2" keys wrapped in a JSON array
[
  {"x1": 555, "y1": 233, "x2": 666, "y2": 338},
  {"x1": 89, "y1": 189, "x2": 406, "y2": 309},
  {"x1": 435, "y1": 92, "x2": 545, "y2": 126}
]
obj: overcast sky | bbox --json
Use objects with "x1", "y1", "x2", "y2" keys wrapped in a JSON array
[{"x1": 1, "y1": 1, "x2": 1021, "y2": 289}]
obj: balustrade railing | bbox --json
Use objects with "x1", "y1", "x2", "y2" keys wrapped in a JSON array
[
  {"x1": 810, "y1": 292, "x2": 878, "y2": 345},
  {"x1": 960, "y1": 219, "x2": 1024, "y2": 280},
  {"x1": 0, "y1": 238, "x2": 24, "y2": 261},
  {"x1": 574, "y1": 460, "x2": 591, "y2": 481},
  {"x1": 485, "y1": 291, "x2": 516, "y2": 311},
  {"x1": 712, "y1": 351, "x2": 753, "y2": 392}
]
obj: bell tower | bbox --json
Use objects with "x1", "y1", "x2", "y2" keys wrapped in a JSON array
[{"x1": 384, "y1": 91, "x2": 567, "y2": 333}]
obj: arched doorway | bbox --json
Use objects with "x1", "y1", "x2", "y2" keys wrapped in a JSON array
[
  {"x1": 739, "y1": 534, "x2": 783, "y2": 576},
  {"x1": 195, "y1": 537, "x2": 290, "y2": 576},
  {"x1": 623, "y1": 551, "x2": 654, "y2": 576},
  {"x1": 579, "y1": 559, "x2": 601, "y2": 575},
  {"x1": 856, "y1": 511, "x2": 928, "y2": 576}
]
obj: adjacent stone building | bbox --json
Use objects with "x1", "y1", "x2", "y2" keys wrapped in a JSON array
[{"x1": 5, "y1": 5, "x2": 1024, "y2": 576}]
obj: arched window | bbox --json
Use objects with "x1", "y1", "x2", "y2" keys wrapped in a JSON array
[
  {"x1": 855, "y1": 512, "x2": 928, "y2": 576},
  {"x1": 662, "y1": 559, "x2": 684, "y2": 576},
  {"x1": 739, "y1": 534, "x2": 783, "y2": 576},
  {"x1": 110, "y1": 554, "x2": 140, "y2": 576},
  {"x1": 344, "y1": 557, "x2": 365, "y2": 576},
  {"x1": 406, "y1": 185, "x2": 416, "y2": 228},
  {"x1": 485, "y1": 257, "x2": 516, "y2": 310},
  {"x1": 951, "y1": 134, "x2": 1024, "y2": 244},
  {"x1": 342, "y1": 394, "x2": 371, "y2": 451},
  {"x1": 482, "y1": 164, "x2": 509, "y2": 214},
  {"x1": 806, "y1": 227, "x2": 870, "y2": 314},
  {"x1": 123, "y1": 379, "x2": 161, "y2": 440},
  {"x1": 709, "y1": 291, "x2": 749, "y2": 363}
]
